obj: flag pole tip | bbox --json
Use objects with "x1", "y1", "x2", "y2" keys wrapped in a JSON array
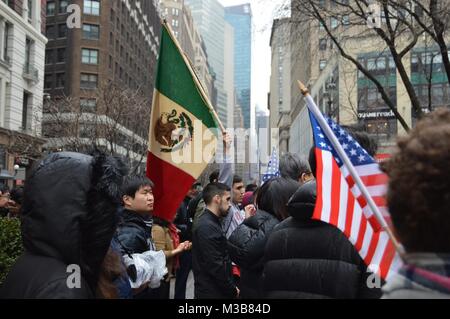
[{"x1": 297, "y1": 80, "x2": 309, "y2": 96}]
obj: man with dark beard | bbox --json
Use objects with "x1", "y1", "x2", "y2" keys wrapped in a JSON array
[{"x1": 192, "y1": 182, "x2": 239, "y2": 299}]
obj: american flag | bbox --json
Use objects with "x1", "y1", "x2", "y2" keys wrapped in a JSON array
[
  {"x1": 308, "y1": 110, "x2": 402, "y2": 280},
  {"x1": 262, "y1": 147, "x2": 280, "y2": 184}
]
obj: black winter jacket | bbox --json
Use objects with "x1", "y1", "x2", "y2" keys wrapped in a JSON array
[
  {"x1": 115, "y1": 209, "x2": 154, "y2": 256},
  {"x1": 192, "y1": 209, "x2": 236, "y2": 299},
  {"x1": 0, "y1": 152, "x2": 126, "y2": 299},
  {"x1": 174, "y1": 196, "x2": 193, "y2": 242},
  {"x1": 262, "y1": 180, "x2": 382, "y2": 299},
  {"x1": 228, "y1": 210, "x2": 279, "y2": 298}
]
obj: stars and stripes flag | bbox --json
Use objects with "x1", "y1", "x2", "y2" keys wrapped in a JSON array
[
  {"x1": 306, "y1": 100, "x2": 403, "y2": 281},
  {"x1": 262, "y1": 147, "x2": 281, "y2": 184}
]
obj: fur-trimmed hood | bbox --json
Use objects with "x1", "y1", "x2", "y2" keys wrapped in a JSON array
[{"x1": 20, "y1": 151, "x2": 128, "y2": 289}]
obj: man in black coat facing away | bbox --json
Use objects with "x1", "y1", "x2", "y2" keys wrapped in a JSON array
[{"x1": 192, "y1": 182, "x2": 239, "y2": 299}]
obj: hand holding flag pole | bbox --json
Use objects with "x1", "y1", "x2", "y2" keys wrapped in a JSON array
[{"x1": 297, "y1": 80, "x2": 405, "y2": 257}]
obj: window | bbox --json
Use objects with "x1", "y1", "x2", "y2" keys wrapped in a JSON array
[
  {"x1": 46, "y1": 1, "x2": 55, "y2": 15},
  {"x1": 59, "y1": 0, "x2": 68, "y2": 14},
  {"x1": 58, "y1": 24, "x2": 67, "y2": 38},
  {"x1": 109, "y1": 55, "x2": 113, "y2": 69},
  {"x1": 83, "y1": 24, "x2": 99, "y2": 40},
  {"x1": 3, "y1": 22, "x2": 10, "y2": 61},
  {"x1": 57, "y1": 48, "x2": 66, "y2": 63},
  {"x1": 45, "y1": 49, "x2": 54, "y2": 64},
  {"x1": 109, "y1": 32, "x2": 113, "y2": 46},
  {"x1": 110, "y1": 8, "x2": 115, "y2": 22},
  {"x1": 46, "y1": 25, "x2": 56, "y2": 39},
  {"x1": 81, "y1": 49, "x2": 98, "y2": 65},
  {"x1": 56, "y1": 73, "x2": 65, "y2": 87},
  {"x1": 331, "y1": 17, "x2": 338, "y2": 29},
  {"x1": 80, "y1": 99, "x2": 97, "y2": 112},
  {"x1": 44, "y1": 74, "x2": 53, "y2": 89},
  {"x1": 319, "y1": 38, "x2": 327, "y2": 51},
  {"x1": 27, "y1": 0, "x2": 32, "y2": 21},
  {"x1": 172, "y1": 19, "x2": 179, "y2": 27},
  {"x1": 22, "y1": 91, "x2": 30, "y2": 130},
  {"x1": 24, "y1": 38, "x2": 32, "y2": 72},
  {"x1": 319, "y1": 59, "x2": 327, "y2": 71},
  {"x1": 342, "y1": 15, "x2": 350, "y2": 26},
  {"x1": 172, "y1": 8, "x2": 179, "y2": 16},
  {"x1": 319, "y1": 21, "x2": 325, "y2": 30},
  {"x1": 80, "y1": 73, "x2": 98, "y2": 89},
  {"x1": 83, "y1": 0, "x2": 100, "y2": 16}
]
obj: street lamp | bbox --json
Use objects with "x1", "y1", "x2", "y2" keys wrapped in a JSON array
[{"x1": 325, "y1": 80, "x2": 338, "y2": 124}]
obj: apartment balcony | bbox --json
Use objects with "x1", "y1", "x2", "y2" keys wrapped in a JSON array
[{"x1": 23, "y1": 64, "x2": 39, "y2": 84}]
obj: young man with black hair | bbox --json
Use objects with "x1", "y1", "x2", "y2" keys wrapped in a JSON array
[
  {"x1": 192, "y1": 182, "x2": 239, "y2": 299},
  {"x1": 115, "y1": 175, "x2": 156, "y2": 256},
  {"x1": 114, "y1": 175, "x2": 159, "y2": 298}
]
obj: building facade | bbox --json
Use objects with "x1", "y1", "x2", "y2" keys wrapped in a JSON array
[
  {"x1": 185, "y1": 0, "x2": 233, "y2": 128},
  {"x1": 269, "y1": 18, "x2": 290, "y2": 155},
  {"x1": 43, "y1": 0, "x2": 161, "y2": 168},
  {"x1": 225, "y1": 3, "x2": 251, "y2": 129},
  {"x1": 160, "y1": 0, "x2": 214, "y2": 99},
  {"x1": 286, "y1": 0, "x2": 450, "y2": 158},
  {"x1": 0, "y1": 0, "x2": 47, "y2": 184}
]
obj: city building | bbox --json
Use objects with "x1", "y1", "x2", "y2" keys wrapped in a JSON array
[
  {"x1": 225, "y1": 3, "x2": 251, "y2": 129},
  {"x1": 43, "y1": 0, "x2": 161, "y2": 168},
  {"x1": 268, "y1": 18, "x2": 290, "y2": 154},
  {"x1": 283, "y1": 0, "x2": 450, "y2": 158},
  {"x1": 160, "y1": 0, "x2": 214, "y2": 99},
  {"x1": 185, "y1": 0, "x2": 234, "y2": 128},
  {"x1": 0, "y1": 0, "x2": 47, "y2": 184}
]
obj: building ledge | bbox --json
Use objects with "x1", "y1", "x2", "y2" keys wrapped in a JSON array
[{"x1": 0, "y1": 56, "x2": 12, "y2": 69}]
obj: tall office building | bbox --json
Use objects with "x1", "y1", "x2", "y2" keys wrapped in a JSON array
[
  {"x1": 225, "y1": 3, "x2": 251, "y2": 129},
  {"x1": 160, "y1": 0, "x2": 214, "y2": 99},
  {"x1": 185, "y1": 0, "x2": 233, "y2": 128}
]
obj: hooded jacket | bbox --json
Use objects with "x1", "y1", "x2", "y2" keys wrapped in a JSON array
[
  {"x1": 227, "y1": 209, "x2": 279, "y2": 298},
  {"x1": 262, "y1": 180, "x2": 382, "y2": 299},
  {"x1": 0, "y1": 152, "x2": 127, "y2": 299}
]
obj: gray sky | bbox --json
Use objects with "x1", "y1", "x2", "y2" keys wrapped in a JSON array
[{"x1": 219, "y1": 0, "x2": 288, "y2": 115}]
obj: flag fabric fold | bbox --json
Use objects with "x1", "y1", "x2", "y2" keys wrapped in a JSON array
[
  {"x1": 262, "y1": 147, "x2": 280, "y2": 184},
  {"x1": 308, "y1": 110, "x2": 402, "y2": 281},
  {"x1": 146, "y1": 23, "x2": 220, "y2": 221}
]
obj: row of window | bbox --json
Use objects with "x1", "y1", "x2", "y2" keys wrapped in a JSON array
[
  {"x1": 46, "y1": 0, "x2": 100, "y2": 16},
  {"x1": 46, "y1": 48, "x2": 98, "y2": 65},
  {"x1": 319, "y1": 15, "x2": 350, "y2": 31},
  {"x1": 46, "y1": 23, "x2": 100, "y2": 40},
  {"x1": 44, "y1": 73, "x2": 98, "y2": 89}
]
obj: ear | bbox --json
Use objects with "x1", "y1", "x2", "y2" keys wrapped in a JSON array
[{"x1": 122, "y1": 194, "x2": 132, "y2": 207}]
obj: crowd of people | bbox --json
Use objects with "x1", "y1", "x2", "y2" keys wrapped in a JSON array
[{"x1": 0, "y1": 108, "x2": 449, "y2": 299}]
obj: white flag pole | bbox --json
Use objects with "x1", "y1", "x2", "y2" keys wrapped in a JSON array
[{"x1": 297, "y1": 81, "x2": 404, "y2": 255}]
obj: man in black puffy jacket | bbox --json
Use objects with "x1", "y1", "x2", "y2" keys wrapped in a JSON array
[
  {"x1": 262, "y1": 180, "x2": 382, "y2": 299},
  {"x1": 0, "y1": 152, "x2": 127, "y2": 298},
  {"x1": 228, "y1": 177, "x2": 299, "y2": 298}
]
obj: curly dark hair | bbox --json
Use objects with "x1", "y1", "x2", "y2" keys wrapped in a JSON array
[{"x1": 384, "y1": 108, "x2": 450, "y2": 253}]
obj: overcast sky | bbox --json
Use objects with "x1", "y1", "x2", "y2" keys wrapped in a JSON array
[{"x1": 218, "y1": 0, "x2": 288, "y2": 115}]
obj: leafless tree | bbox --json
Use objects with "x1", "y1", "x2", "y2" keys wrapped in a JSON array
[
  {"x1": 288, "y1": 0, "x2": 450, "y2": 132},
  {"x1": 42, "y1": 82, "x2": 151, "y2": 173}
]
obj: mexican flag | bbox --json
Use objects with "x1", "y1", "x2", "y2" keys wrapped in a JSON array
[{"x1": 146, "y1": 22, "x2": 220, "y2": 222}]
